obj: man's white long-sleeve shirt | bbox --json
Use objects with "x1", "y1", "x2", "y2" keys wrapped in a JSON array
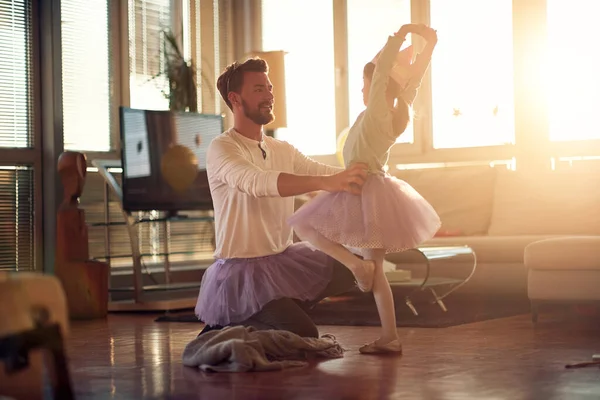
[{"x1": 206, "y1": 128, "x2": 341, "y2": 259}]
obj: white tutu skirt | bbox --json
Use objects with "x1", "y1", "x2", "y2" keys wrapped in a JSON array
[{"x1": 288, "y1": 173, "x2": 441, "y2": 253}]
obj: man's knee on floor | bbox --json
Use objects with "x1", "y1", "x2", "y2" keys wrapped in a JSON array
[
  {"x1": 293, "y1": 323, "x2": 319, "y2": 339},
  {"x1": 245, "y1": 320, "x2": 319, "y2": 338}
]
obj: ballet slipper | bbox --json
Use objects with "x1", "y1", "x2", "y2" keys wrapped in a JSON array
[
  {"x1": 359, "y1": 338, "x2": 403, "y2": 355},
  {"x1": 353, "y1": 260, "x2": 375, "y2": 292}
]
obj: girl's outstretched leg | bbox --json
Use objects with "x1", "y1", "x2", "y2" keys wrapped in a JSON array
[
  {"x1": 359, "y1": 248, "x2": 402, "y2": 354},
  {"x1": 294, "y1": 223, "x2": 375, "y2": 292}
]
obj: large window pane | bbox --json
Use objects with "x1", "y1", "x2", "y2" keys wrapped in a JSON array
[
  {"x1": 262, "y1": 0, "x2": 336, "y2": 155},
  {"x1": 129, "y1": 0, "x2": 172, "y2": 110},
  {"x1": 547, "y1": 0, "x2": 600, "y2": 142},
  {"x1": 0, "y1": 0, "x2": 32, "y2": 148},
  {"x1": 347, "y1": 0, "x2": 413, "y2": 144},
  {"x1": 430, "y1": 0, "x2": 514, "y2": 149},
  {"x1": 62, "y1": 0, "x2": 111, "y2": 151}
]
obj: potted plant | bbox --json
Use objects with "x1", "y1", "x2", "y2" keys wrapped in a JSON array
[{"x1": 159, "y1": 29, "x2": 197, "y2": 112}]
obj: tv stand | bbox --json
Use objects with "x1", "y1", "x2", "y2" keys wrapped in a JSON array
[
  {"x1": 90, "y1": 159, "x2": 214, "y2": 312},
  {"x1": 165, "y1": 210, "x2": 183, "y2": 219}
]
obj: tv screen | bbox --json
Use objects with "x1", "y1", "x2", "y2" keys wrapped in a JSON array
[{"x1": 119, "y1": 107, "x2": 223, "y2": 213}]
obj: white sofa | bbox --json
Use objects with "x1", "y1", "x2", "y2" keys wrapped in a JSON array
[
  {"x1": 383, "y1": 164, "x2": 600, "y2": 299},
  {"x1": 525, "y1": 236, "x2": 600, "y2": 322}
]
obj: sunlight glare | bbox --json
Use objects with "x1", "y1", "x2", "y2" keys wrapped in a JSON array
[
  {"x1": 430, "y1": 0, "x2": 515, "y2": 149},
  {"x1": 262, "y1": 0, "x2": 336, "y2": 156},
  {"x1": 347, "y1": 0, "x2": 413, "y2": 144},
  {"x1": 546, "y1": 0, "x2": 600, "y2": 142}
]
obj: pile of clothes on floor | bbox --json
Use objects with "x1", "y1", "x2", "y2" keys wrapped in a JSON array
[{"x1": 182, "y1": 325, "x2": 345, "y2": 372}]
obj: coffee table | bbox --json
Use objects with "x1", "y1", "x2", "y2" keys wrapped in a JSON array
[{"x1": 386, "y1": 245, "x2": 477, "y2": 316}]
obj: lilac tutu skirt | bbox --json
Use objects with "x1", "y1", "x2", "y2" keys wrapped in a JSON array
[
  {"x1": 195, "y1": 242, "x2": 335, "y2": 326},
  {"x1": 288, "y1": 173, "x2": 441, "y2": 253}
]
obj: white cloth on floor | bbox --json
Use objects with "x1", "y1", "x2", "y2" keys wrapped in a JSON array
[{"x1": 181, "y1": 326, "x2": 345, "y2": 372}]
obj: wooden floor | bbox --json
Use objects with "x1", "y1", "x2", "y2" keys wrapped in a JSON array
[{"x1": 63, "y1": 312, "x2": 600, "y2": 400}]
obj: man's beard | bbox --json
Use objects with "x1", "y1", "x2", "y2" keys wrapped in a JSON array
[{"x1": 242, "y1": 99, "x2": 275, "y2": 125}]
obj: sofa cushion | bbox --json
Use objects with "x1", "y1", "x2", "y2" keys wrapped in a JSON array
[
  {"x1": 489, "y1": 169, "x2": 600, "y2": 236},
  {"x1": 524, "y1": 236, "x2": 600, "y2": 271},
  {"x1": 394, "y1": 166, "x2": 497, "y2": 236}
]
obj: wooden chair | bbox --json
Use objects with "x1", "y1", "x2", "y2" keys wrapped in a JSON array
[{"x1": 0, "y1": 272, "x2": 74, "y2": 399}]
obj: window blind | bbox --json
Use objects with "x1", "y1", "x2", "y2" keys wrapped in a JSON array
[
  {"x1": 0, "y1": 0, "x2": 32, "y2": 148},
  {"x1": 0, "y1": 167, "x2": 34, "y2": 271},
  {"x1": 129, "y1": 0, "x2": 172, "y2": 110},
  {"x1": 0, "y1": 1, "x2": 35, "y2": 271}
]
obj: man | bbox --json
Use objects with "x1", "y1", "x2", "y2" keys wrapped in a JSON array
[{"x1": 195, "y1": 58, "x2": 368, "y2": 338}]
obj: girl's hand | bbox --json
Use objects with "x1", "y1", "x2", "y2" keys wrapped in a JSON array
[
  {"x1": 413, "y1": 24, "x2": 438, "y2": 44},
  {"x1": 394, "y1": 24, "x2": 418, "y2": 38}
]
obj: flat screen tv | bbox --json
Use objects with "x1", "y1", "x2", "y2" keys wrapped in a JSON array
[{"x1": 119, "y1": 107, "x2": 223, "y2": 213}]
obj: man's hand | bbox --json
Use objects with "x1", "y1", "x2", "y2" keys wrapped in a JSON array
[{"x1": 321, "y1": 163, "x2": 368, "y2": 195}]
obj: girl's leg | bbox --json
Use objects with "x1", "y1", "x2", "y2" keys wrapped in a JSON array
[
  {"x1": 294, "y1": 223, "x2": 375, "y2": 292},
  {"x1": 360, "y1": 248, "x2": 402, "y2": 353}
]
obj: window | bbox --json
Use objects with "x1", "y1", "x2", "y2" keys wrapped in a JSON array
[
  {"x1": 546, "y1": 0, "x2": 600, "y2": 142},
  {"x1": 129, "y1": 0, "x2": 172, "y2": 110},
  {"x1": 347, "y1": 0, "x2": 413, "y2": 144},
  {"x1": 61, "y1": 0, "x2": 111, "y2": 151},
  {"x1": 77, "y1": 1, "x2": 228, "y2": 272},
  {"x1": 190, "y1": 0, "x2": 224, "y2": 115},
  {"x1": 0, "y1": 0, "x2": 32, "y2": 148},
  {"x1": 262, "y1": 0, "x2": 336, "y2": 155},
  {"x1": 0, "y1": 1, "x2": 35, "y2": 271},
  {"x1": 430, "y1": 0, "x2": 514, "y2": 149}
]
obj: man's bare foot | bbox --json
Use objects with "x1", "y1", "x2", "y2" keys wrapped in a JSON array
[{"x1": 351, "y1": 260, "x2": 375, "y2": 292}]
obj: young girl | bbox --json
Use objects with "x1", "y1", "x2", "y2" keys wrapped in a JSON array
[{"x1": 288, "y1": 23, "x2": 441, "y2": 354}]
